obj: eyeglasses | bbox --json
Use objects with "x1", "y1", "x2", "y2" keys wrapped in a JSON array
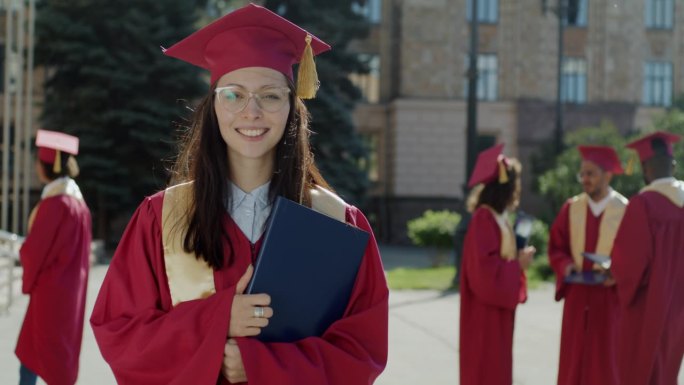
[{"x1": 214, "y1": 86, "x2": 291, "y2": 113}]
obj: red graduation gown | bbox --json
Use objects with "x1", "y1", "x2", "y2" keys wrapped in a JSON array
[
  {"x1": 16, "y1": 194, "x2": 92, "y2": 385},
  {"x1": 459, "y1": 207, "x2": 527, "y2": 385},
  {"x1": 611, "y1": 192, "x2": 684, "y2": 385},
  {"x1": 90, "y1": 191, "x2": 388, "y2": 385},
  {"x1": 548, "y1": 202, "x2": 619, "y2": 385}
]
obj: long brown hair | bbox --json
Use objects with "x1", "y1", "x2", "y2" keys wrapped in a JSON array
[
  {"x1": 476, "y1": 159, "x2": 522, "y2": 214},
  {"x1": 170, "y1": 80, "x2": 329, "y2": 270}
]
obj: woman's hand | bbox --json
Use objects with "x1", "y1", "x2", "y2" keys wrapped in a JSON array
[
  {"x1": 229, "y1": 265, "x2": 273, "y2": 337},
  {"x1": 222, "y1": 338, "x2": 247, "y2": 383},
  {"x1": 564, "y1": 263, "x2": 579, "y2": 277},
  {"x1": 517, "y1": 246, "x2": 536, "y2": 270}
]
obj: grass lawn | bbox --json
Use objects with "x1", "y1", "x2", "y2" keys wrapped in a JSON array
[
  {"x1": 386, "y1": 266, "x2": 456, "y2": 291},
  {"x1": 386, "y1": 262, "x2": 552, "y2": 290}
]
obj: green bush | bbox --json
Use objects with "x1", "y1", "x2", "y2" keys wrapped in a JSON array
[
  {"x1": 407, "y1": 210, "x2": 461, "y2": 249},
  {"x1": 527, "y1": 218, "x2": 549, "y2": 257},
  {"x1": 528, "y1": 219, "x2": 555, "y2": 281}
]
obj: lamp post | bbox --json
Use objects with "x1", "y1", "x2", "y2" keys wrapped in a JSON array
[
  {"x1": 465, "y1": 0, "x2": 479, "y2": 195},
  {"x1": 554, "y1": 0, "x2": 566, "y2": 154},
  {"x1": 543, "y1": 0, "x2": 578, "y2": 154}
]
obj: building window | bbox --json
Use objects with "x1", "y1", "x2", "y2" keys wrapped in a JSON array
[
  {"x1": 467, "y1": 0, "x2": 498, "y2": 24},
  {"x1": 477, "y1": 54, "x2": 498, "y2": 101},
  {"x1": 352, "y1": 0, "x2": 381, "y2": 24},
  {"x1": 643, "y1": 61, "x2": 673, "y2": 107},
  {"x1": 645, "y1": 0, "x2": 674, "y2": 29},
  {"x1": 561, "y1": 58, "x2": 587, "y2": 103},
  {"x1": 463, "y1": 54, "x2": 498, "y2": 101},
  {"x1": 0, "y1": 44, "x2": 4, "y2": 93},
  {"x1": 564, "y1": 0, "x2": 588, "y2": 27},
  {"x1": 359, "y1": 133, "x2": 380, "y2": 183},
  {"x1": 350, "y1": 54, "x2": 380, "y2": 103}
]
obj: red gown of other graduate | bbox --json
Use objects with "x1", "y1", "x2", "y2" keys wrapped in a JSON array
[
  {"x1": 90, "y1": 191, "x2": 388, "y2": 385},
  {"x1": 16, "y1": 193, "x2": 92, "y2": 385},
  {"x1": 460, "y1": 207, "x2": 527, "y2": 385},
  {"x1": 611, "y1": 191, "x2": 684, "y2": 385},
  {"x1": 548, "y1": 202, "x2": 619, "y2": 385}
]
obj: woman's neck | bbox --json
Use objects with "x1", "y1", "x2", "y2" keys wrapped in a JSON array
[{"x1": 228, "y1": 157, "x2": 273, "y2": 193}]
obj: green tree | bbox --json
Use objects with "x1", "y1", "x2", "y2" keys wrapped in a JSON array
[
  {"x1": 260, "y1": 0, "x2": 372, "y2": 205},
  {"x1": 538, "y1": 115, "x2": 684, "y2": 214},
  {"x1": 36, "y1": 0, "x2": 206, "y2": 240}
]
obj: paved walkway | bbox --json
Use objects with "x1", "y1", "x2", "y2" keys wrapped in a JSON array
[{"x1": 0, "y1": 246, "x2": 681, "y2": 384}]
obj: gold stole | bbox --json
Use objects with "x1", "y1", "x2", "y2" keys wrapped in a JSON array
[
  {"x1": 483, "y1": 206, "x2": 516, "y2": 261},
  {"x1": 640, "y1": 180, "x2": 684, "y2": 208},
  {"x1": 27, "y1": 179, "x2": 84, "y2": 233},
  {"x1": 161, "y1": 182, "x2": 348, "y2": 307},
  {"x1": 568, "y1": 192, "x2": 627, "y2": 269}
]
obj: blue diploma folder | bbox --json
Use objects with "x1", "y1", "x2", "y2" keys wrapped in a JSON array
[
  {"x1": 246, "y1": 196, "x2": 370, "y2": 342},
  {"x1": 564, "y1": 271, "x2": 608, "y2": 285}
]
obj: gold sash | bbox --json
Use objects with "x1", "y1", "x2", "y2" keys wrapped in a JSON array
[
  {"x1": 483, "y1": 206, "x2": 516, "y2": 261},
  {"x1": 28, "y1": 178, "x2": 84, "y2": 233},
  {"x1": 640, "y1": 180, "x2": 684, "y2": 208},
  {"x1": 161, "y1": 182, "x2": 348, "y2": 307},
  {"x1": 568, "y1": 192, "x2": 627, "y2": 269}
]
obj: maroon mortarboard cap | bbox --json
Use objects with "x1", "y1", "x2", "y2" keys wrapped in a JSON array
[
  {"x1": 468, "y1": 143, "x2": 509, "y2": 188},
  {"x1": 625, "y1": 131, "x2": 681, "y2": 162},
  {"x1": 36, "y1": 129, "x2": 79, "y2": 164},
  {"x1": 578, "y1": 145, "x2": 624, "y2": 174},
  {"x1": 162, "y1": 3, "x2": 331, "y2": 98}
]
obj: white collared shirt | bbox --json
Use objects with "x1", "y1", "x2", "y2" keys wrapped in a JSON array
[
  {"x1": 587, "y1": 187, "x2": 615, "y2": 217},
  {"x1": 41, "y1": 176, "x2": 82, "y2": 200},
  {"x1": 227, "y1": 182, "x2": 272, "y2": 243},
  {"x1": 649, "y1": 176, "x2": 677, "y2": 186}
]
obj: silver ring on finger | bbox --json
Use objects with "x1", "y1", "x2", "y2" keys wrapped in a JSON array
[{"x1": 253, "y1": 306, "x2": 265, "y2": 318}]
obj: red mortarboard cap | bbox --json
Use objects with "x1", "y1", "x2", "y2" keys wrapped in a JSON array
[
  {"x1": 625, "y1": 131, "x2": 681, "y2": 162},
  {"x1": 468, "y1": 143, "x2": 509, "y2": 188},
  {"x1": 162, "y1": 3, "x2": 331, "y2": 97},
  {"x1": 36, "y1": 129, "x2": 79, "y2": 164},
  {"x1": 578, "y1": 145, "x2": 624, "y2": 174}
]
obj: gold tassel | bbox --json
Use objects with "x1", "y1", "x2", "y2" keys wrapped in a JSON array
[
  {"x1": 296, "y1": 34, "x2": 319, "y2": 99},
  {"x1": 625, "y1": 152, "x2": 636, "y2": 176},
  {"x1": 53, "y1": 150, "x2": 62, "y2": 174},
  {"x1": 498, "y1": 159, "x2": 509, "y2": 184}
]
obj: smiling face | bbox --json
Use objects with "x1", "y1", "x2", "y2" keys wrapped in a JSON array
[{"x1": 214, "y1": 67, "x2": 291, "y2": 170}]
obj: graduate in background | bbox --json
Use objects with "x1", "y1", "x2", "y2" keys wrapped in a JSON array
[
  {"x1": 16, "y1": 129, "x2": 92, "y2": 385},
  {"x1": 90, "y1": 4, "x2": 388, "y2": 385},
  {"x1": 611, "y1": 131, "x2": 684, "y2": 385},
  {"x1": 459, "y1": 143, "x2": 535, "y2": 385},
  {"x1": 547, "y1": 145, "x2": 627, "y2": 385}
]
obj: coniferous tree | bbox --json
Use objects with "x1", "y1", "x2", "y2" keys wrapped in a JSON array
[
  {"x1": 261, "y1": 0, "x2": 372, "y2": 205},
  {"x1": 36, "y1": 0, "x2": 206, "y2": 240}
]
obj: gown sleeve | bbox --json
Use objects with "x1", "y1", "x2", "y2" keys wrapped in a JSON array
[
  {"x1": 610, "y1": 195, "x2": 653, "y2": 308},
  {"x1": 235, "y1": 207, "x2": 389, "y2": 385},
  {"x1": 464, "y1": 208, "x2": 522, "y2": 311},
  {"x1": 90, "y1": 197, "x2": 237, "y2": 385},
  {"x1": 547, "y1": 202, "x2": 575, "y2": 300},
  {"x1": 20, "y1": 198, "x2": 66, "y2": 294}
]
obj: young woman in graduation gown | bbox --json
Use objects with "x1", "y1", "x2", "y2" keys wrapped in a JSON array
[
  {"x1": 16, "y1": 130, "x2": 92, "y2": 385},
  {"x1": 459, "y1": 144, "x2": 534, "y2": 385},
  {"x1": 90, "y1": 4, "x2": 388, "y2": 385}
]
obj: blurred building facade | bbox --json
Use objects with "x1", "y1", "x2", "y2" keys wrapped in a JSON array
[
  {"x1": 0, "y1": 0, "x2": 40, "y2": 236},
  {"x1": 351, "y1": 0, "x2": 681, "y2": 242}
]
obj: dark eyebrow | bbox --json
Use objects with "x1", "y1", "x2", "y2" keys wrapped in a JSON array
[{"x1": 222, "y1": 83, "x2": 288, "y2": 91}]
